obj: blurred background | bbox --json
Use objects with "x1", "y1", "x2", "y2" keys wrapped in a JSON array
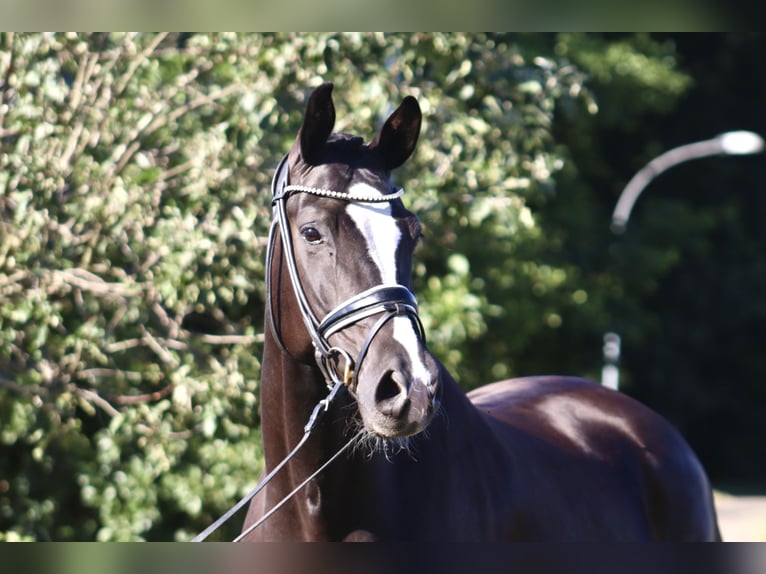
[{"x1": 1, "y1": 33, "x2": 765, "y2": 541}]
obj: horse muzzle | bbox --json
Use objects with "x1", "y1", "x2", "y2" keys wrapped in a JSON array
[
  {"x1": 355, "y1": 350, "x2": 441, "y2": 438},
  {"x1": 317, "y1": 285, "x2": 440, "y2": 438}
]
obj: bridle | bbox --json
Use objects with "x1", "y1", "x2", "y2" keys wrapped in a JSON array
[
  {"x1": 192, "y1": 154, "x2": 426, "y2": 541},
  {"x1": 266, "y1": 153, "x2": 426, "y2": 392}
]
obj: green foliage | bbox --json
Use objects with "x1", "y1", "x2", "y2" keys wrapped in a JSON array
[
  {"x1": 1, "y1": 32, "x2": 273, "y2": 541},
  {"x1": 2, "y1": 32, "x2": 723, "y2": 540}
]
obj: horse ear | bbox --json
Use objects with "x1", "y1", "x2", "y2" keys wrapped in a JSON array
[
  {"x1": 298, "y1": 83, "x2": 336, "y2": 164},
  {"x1": 371, "y1": 96, "x2": 422, "y2": 170}
]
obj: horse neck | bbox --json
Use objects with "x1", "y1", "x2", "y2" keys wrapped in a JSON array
[
  {"x1": 259, "y1": 229, "x2": 330, "y2": 476},
  {"x1": 258, "y1": 324, "x2": 509, "y2": 540},
  {"x1": 258, "y1": 323, "x2": 376, "y2": 539},
  {"x1": 258, "y1": 328, "x2": 324, "y2": 466}
]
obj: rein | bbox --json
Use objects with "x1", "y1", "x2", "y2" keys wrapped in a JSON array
[
  {"x1": 191, "y1": 380, "x2": 347, "y2": 542},
  {"x1": 234, "y1": 425, "x2": 358, "y2": 542},
  {"x1": 191, "y1": 154, "x2": 425, "y2": 541}
]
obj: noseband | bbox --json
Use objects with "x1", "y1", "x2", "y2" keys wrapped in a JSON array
[{"x1": 267, "y1": 154, "x2": 425, "y2": 391}]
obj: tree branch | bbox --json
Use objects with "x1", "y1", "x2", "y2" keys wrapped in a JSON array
[
  {"x1": 73, "y1": 386, "x2": 120, "y2": 418},
  {"x1": 114, "y1": 33, "x2": 166, "y2": 96},
  {"x1": 195, "y1": 333, "x2": 264, "y2": 345},
  {"x1": 0, "y1": 374, "x2": 32, "y2": 396},
  {"x1": 114, "y1": 383, "x2": 175, "y2": 405},
  {"x1": 140, "y1": 325, "x2": 179, "y2": 367}
]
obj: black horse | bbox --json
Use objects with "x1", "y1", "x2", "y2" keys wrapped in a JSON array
[{"x1": 239, "y1": 83, "x2": 720, "y2": 541}]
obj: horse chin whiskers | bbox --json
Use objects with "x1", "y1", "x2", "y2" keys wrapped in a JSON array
[
  {"x1": 346, "y1": 416, "x2": 419, "y2": 462},
  {"x1": 356, "y1": 431, "x2": 415, "y2": 462}
]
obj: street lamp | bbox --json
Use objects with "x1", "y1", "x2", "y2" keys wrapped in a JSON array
[
  {"x1": 611, "y1": 130, "x2": 764, "y2": 234},
  {"x1": 603, "y1": 130, "x2": 764, "y2": 389}
]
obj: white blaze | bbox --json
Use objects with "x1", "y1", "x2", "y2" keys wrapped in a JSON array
[
  {"x1": 345, "y1": 184, "x2": 430, "y2": 384},
  {"x1": 345, "y1": 185, "x2": 400, "y2": 285}
]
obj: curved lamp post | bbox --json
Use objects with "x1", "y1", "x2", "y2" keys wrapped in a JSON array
[
  {"x1": 611, "y1": 130, "x2": 764, "y2": 234},
  {"x1": 602, "y1": 130, "x2": 764, "y2": 390}
]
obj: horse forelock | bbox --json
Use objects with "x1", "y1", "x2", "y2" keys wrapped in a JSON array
[
  {"x1": 326, "y1": 132, "x2": 364, "y2": 148},
  {"x1": 294, "y1": 131, "x2": 393, "y2": 175}
]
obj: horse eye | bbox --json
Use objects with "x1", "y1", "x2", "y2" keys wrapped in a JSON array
[{"x1": 300, "y1": 226, "x2": 323, "y2": 244}]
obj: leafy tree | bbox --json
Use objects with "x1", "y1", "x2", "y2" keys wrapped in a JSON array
[{"x1": 1, "y1": 32, "x2": 278, "y2": 541}]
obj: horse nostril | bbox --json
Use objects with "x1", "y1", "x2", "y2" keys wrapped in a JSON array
[
  {"x1": 374, "y1": 370, "x2": 411, "y2": 419},
  {"x1": 375, "y1": 370, "x2": 404, "y2": 404}
]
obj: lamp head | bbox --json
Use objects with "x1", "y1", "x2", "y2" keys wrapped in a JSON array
[{"x1": 717, "y1": 131, "x2": 764, "y2": 155}]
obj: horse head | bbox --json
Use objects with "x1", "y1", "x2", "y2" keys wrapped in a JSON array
[{"x1": 267, "y1": 82, "x2": 441, "y2": 439}]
